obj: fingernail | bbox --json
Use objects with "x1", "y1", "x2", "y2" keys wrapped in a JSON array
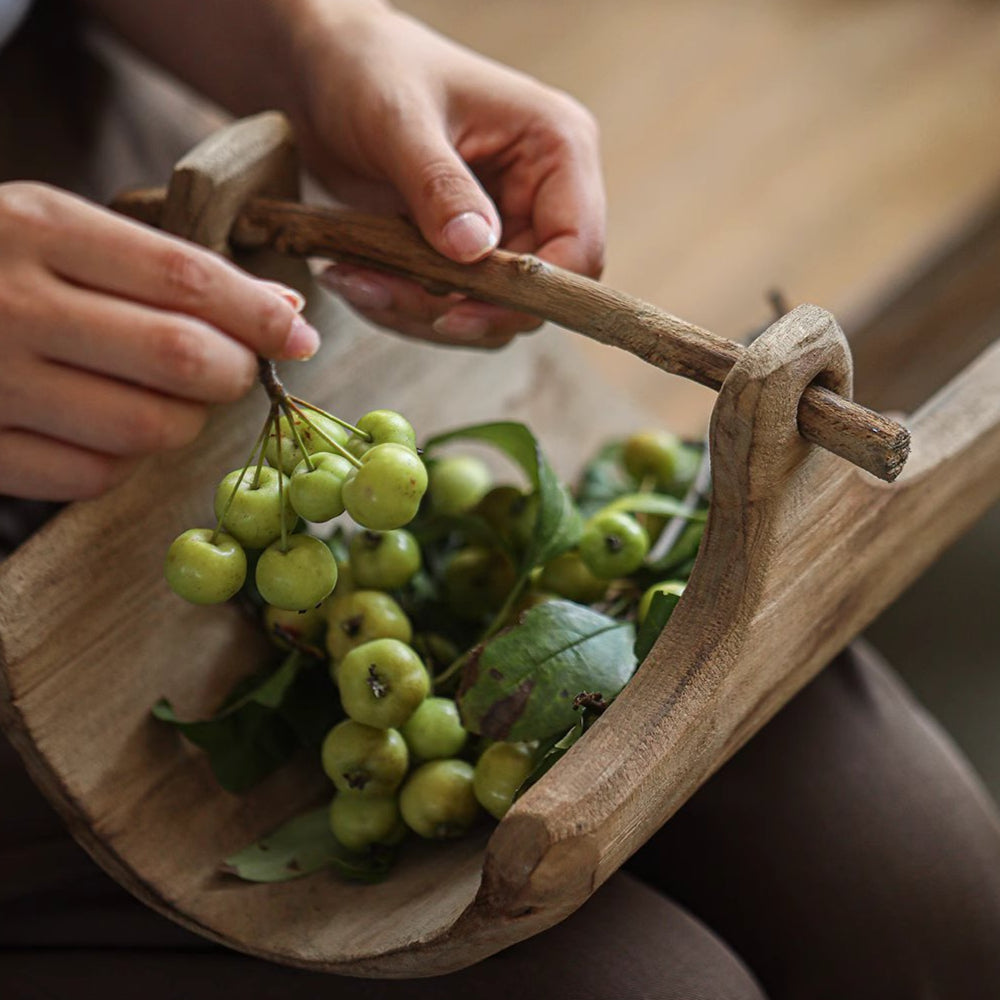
[
  {"x1": 283, "y1": 315, "x2": 321, "y2": 360},
  {"x1": 321, "y1": 270, "x2": 393, "y2": 311},
  {"x1": 432, "y1": 313, "x2": 491, "y2": 340},
  {"x1": 441, "y1": 212, "x2": 498, "y2": 263},
  {"x1": 259, "y1": 280, "x2": 306, "y2": 313}
]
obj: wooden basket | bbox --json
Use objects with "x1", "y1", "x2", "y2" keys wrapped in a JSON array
[{"x1": 1, "y1": 113, "x2": 998, "y2": 978}]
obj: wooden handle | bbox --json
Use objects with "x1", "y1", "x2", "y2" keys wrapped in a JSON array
[{"x1": 112, "y1": 188, "x2": 910, "y2": 482}]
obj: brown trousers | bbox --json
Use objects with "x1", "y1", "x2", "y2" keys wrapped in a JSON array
[{"x1": 3, "y1": 10, "x2": 1000, "y2": 998}]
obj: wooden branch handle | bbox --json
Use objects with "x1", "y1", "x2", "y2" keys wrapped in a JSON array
[{"x1": 112, "y1": 187, "x2": 910, "y2": 482}]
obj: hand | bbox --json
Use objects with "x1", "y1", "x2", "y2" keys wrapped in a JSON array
[
  {"x1": 286, "y1": 3, "x2": 605, "y2": 348},
  {"x1": 0, "y1": 182, "x2": 321, "y2": 500}
]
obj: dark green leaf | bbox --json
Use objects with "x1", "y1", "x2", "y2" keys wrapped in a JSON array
[
  {"x1": 517, "y1": 718, "x2": 585, "y2": 794},
  {"x1": 647, "y1": 521, "x2": 706, "y2": 575},
  {"x1": 222, "y1": 807, "x2": 395, "y2": 883},
  {"x1": 634, "y1": 590, "x2": 681, "y2": 663},
  {"x1": 152, "y1": 652, "x2": 313, "y2": 792},
  {"x1": 152, "y1": 698, "x2": 297, "y2": 793},
  {"x1": 425, "y1": 422, "x2": 582, "y2": 572},
  {"x1": 574, "y1": 440, "x2": 635, "y2": 516},
  {"x1": 457, "y1": 599, "x2": 636, "y2": 742},
  {"x1": 277, "y1": 664, "x2": 343, "y2": 746},
  {"x1": 602, "y1": 493, "x2": 707, "y2": 521}
]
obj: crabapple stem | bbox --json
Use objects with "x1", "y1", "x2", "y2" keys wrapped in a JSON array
[
  {"x1": 275, "y1": 410, "x2": 289, "y2": 553},
  {"x1": 280, "y1": 398, "x2": 316, "y2": 473},
  {"x1": 257, "y1": 357, "x2": 288, "y2": 403},
  {"x1": 285, "y1": 399, "x2": 364, "y2": 469},
  {"x1": 210, "y1": 410, "x2": 275, "y2": 546},
  {"x1": 251, "y1": 405, "x2": 277, "y2": 490},
  {"x1": 288, "y1": 396, "x2": 372, "y2": 441}
]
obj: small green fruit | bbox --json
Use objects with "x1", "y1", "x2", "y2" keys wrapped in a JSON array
[
  {"x1": 321, "y1": 719, "x2": 409, "y2": 796},
  {"x1": 401, "y1": 697, "x2": 469, "y2": 760},
  {"x1": 255, "y1": 533, "x2": 338, "y2": 611},
  {"x1": 328, "y1": 794, "x2": 405, "y2": 851},
  {"x1": 399, "y1": 759, "x2": 480, "y2": 839},
  {"x1": 428, "y1": 455, "x2": 492, "y2": 515},
  {"x1": 164, "y1": 528, "x2": 246, "y2": 605},
  {"x1": 473, "y1": 741, "x2": 535, "y2": 820},
  {"x1": 338, "y1": 637, "x2": 430, "y2": 729}
]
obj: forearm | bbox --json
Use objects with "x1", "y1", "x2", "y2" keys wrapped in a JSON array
[{"x1": 74, "y1": 0, "x2": 390, "y2": 125}]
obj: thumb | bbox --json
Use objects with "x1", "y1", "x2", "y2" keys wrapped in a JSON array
[{"x1": 381, "y1": 117, "x2": 501, "y2": 263}]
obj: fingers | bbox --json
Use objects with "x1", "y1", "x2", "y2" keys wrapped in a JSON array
[
  {"x1": 27, "y1": 186, "x2": 321, "y2": 362},
  {"x1": 526, "y1": 113, "x2": 606, "y2": 281},
  {"x1": 35, "y1": 280, "x2": 259, "y2": 404},
  {"x1": 0, "y1": 428, "x2": 135, "y2": 501},
  {"x1": 7, "y1": 358, "x2": 209, "y2": 458},
  {"x1": 376, "y1": 105, "x2": 501, "y2": 264},
  {"x1": 319, "y1": 264, "x2": 536, "y2": 348}
]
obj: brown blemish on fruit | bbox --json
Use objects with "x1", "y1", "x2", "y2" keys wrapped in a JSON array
[
  {"x1": 367, "y1": 665, "x2": 387, "y2": 699},
  {"x1": 341, "y1": 614, "x2": 364, "y2": 637}
]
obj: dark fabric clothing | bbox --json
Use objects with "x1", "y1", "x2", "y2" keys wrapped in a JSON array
[
  {"x1": 4, "y1": 615, "x2": 1000, "y2": 998},
  {"x1": 629, "y1": 641, "x2": 1000, "y2": 1000}
]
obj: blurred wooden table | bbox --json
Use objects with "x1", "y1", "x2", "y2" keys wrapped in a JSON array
[{"x1": 401, "y1": 0, "x2": 1000, "y2": 433}]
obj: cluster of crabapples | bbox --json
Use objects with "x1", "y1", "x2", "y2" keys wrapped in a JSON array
[
  {"x1": 164, "y1": 401, "x2": 427, "y2": 612},
  {"x1": 165, "y1": 401, "x2": 698, "y2": 851},
  {"x1": 537, "y1": 428, "x2": 700, "y2": 611},
  {"x1": 263, "y1": 505, "x2": 541, "y2": 849},
  {"x1": 315, "y1": 605, "x2": 535, "y2": 848}
]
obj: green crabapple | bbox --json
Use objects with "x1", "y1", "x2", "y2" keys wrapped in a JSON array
[
  {"x1": 289, "y1": 452, "x2": 353, "y2": 523},
  {"x1": 428, "y1": 455, "x2": 492, "y2": 515},
  {"x1": 262, "y1": 599, "x2": 328, "y2": 650},
  {"x1": 348, "y1": 409, "x2": 417, "y2": 458},
  {"x1": 401, "y1": 697, "x2": 469, "y2": 760},
  {"x1": 348, "y1": 529, "x2": 422, "y2": 590},
  {"x1": 578, "y1": 509, "x2": 650, "y2": 579},
  {"x1": 213, "y1": 465, "x2": 296, "y2": 550},
  {"x1": 399, "y1": 759, "x2": 481, "y2": 839},
  {"x1": 164, "y1": 528, "x2": 247, "y2": 605},
  {"x1": 474, "y1": 485, "x2": 537, "y2": 551},
  {"x1": 622, "y1": 430, "x2": 700, "y2": 494},
  {"x1": 537, "y1": 551, "x2": 608, "y2": 604},
  {"x1": 255, "y1": 532, "x2": 338, "y2": 611},
  {"x1": 321, "y1": 719, "x2": 409, "y2": 796},
  {"x1": 337, "y1": 637, "x2": 430, "y2": 729},
  {"x1": 341, "y1": 443, "x2": 428, "y2": 531},
  {"x1": 265, "y1": 410, "x2": 350, "y2": 474},
  {"x1": 328, "y1": 794, "x2": 405, "y2": 851},
  {"x1": 443, "y1": 545, "x2": 517, "y2": 621},
  {"x1": 473, "y1": 741, "x2": 536, "y2": 820},
  {"x1": 325, "y1": 589, "x2": 413, "y2": 666}
]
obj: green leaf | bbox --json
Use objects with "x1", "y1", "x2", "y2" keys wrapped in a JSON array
[
  {"x1": 152, "y1": 698, "x2": 297, "y2": 793},
  {"x1": 574, "y1": 440, "x2": 635, "y2": 517},
  {"x1": 601, "y1": 493, "x2": 707, "y2": 521},
  {"x1": 277, "y1": 664, "x2": 343, "y2": 746},
  {"x1": 647, "y1": 521, "x2": 706, "y2": 575},
  {"x1": 457, "y1": 599, "x2": 636, "y2": 742},
  {"x1": 223, "y1": 807, "x2": 395, "y2": 883},
  {"x1": 425, "y1": 422, "x2": 582, "y2": 572},
  {"x1": 517, "y1": 718, "x2": 585, "y2": 794},
  {"x1": 152, "y1": 652, "x2": 309, "y2": 793},
  {"x1": 634, "y1": 590, "x2": 681, "y2": 663}
]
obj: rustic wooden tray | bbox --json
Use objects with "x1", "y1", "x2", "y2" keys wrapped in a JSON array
[{"x1": 1, "y1": 114, "x2": 998, "y2": 977}]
